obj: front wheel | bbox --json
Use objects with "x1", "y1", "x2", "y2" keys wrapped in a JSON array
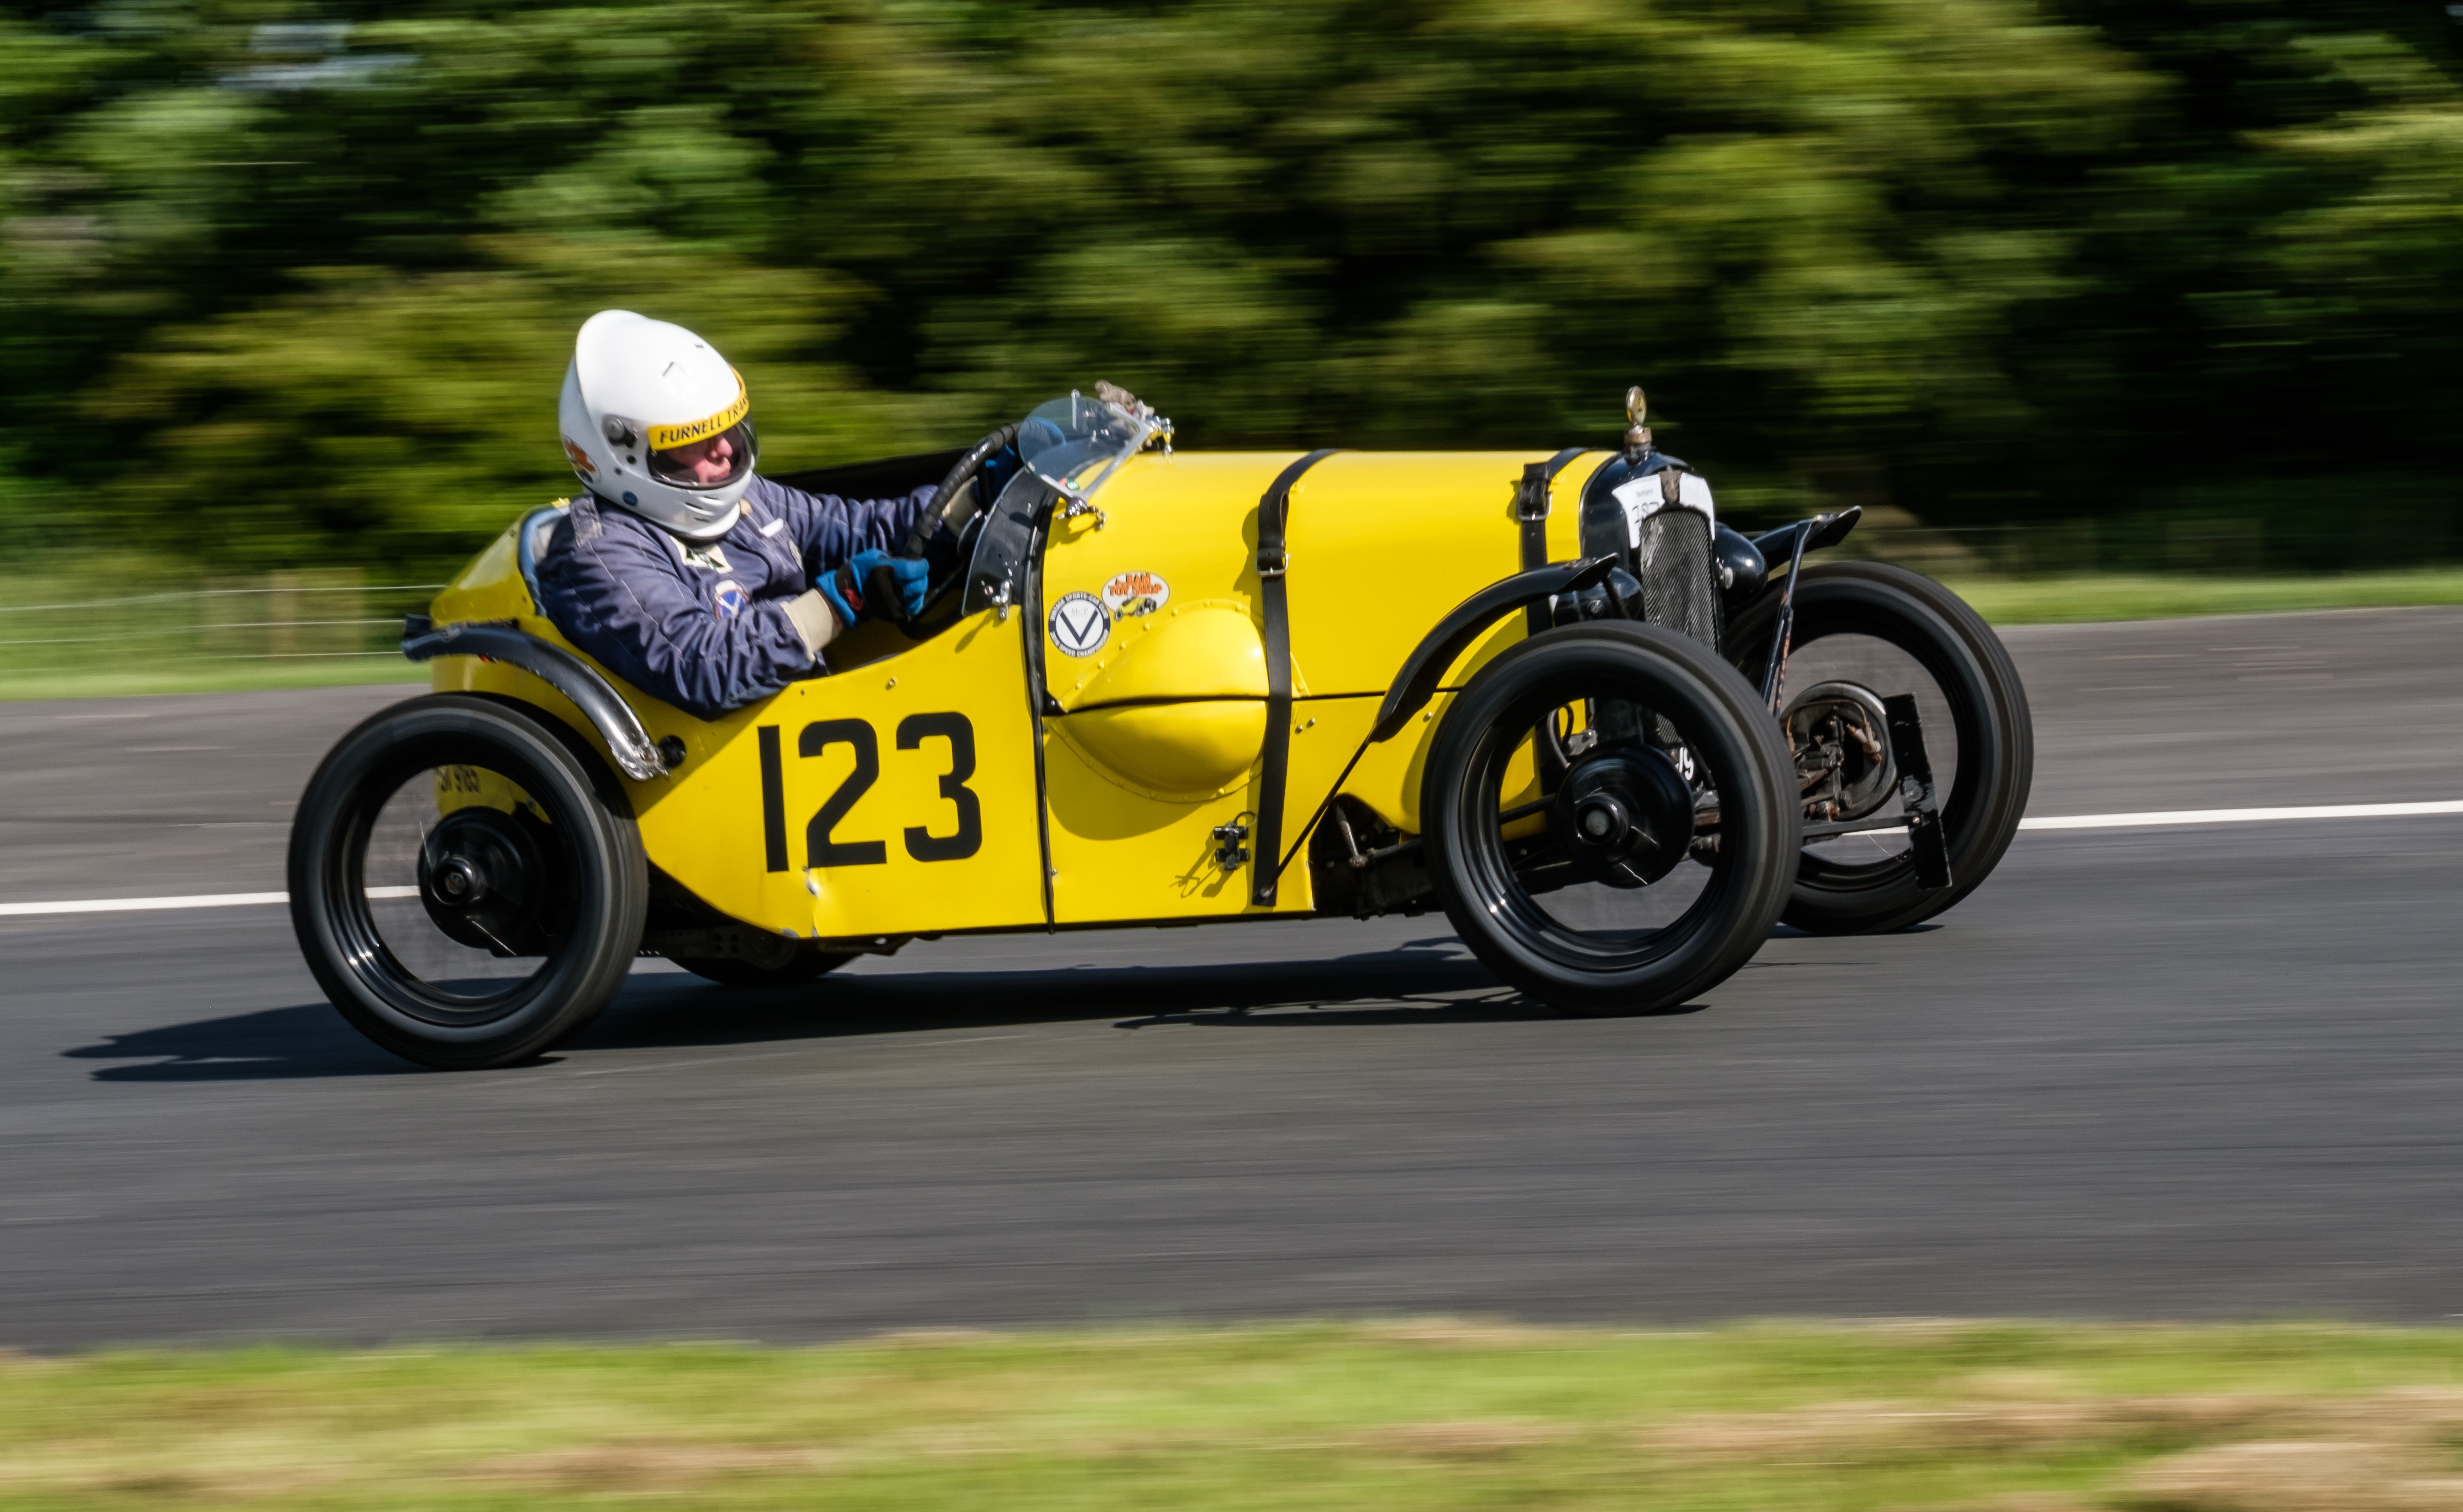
[
  {"x1": 1423, "y1": 622, "x2": 1800, "y2": 1015},
  {"x1": 1727, "y1": 561, "x2": 2033, "y2": 934},
  {"x1": 287, "y1": 694, "x2": 649, "y2": 1069}
]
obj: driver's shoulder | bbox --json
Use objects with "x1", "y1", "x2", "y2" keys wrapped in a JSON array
[
  {"x1": 546, "y1": 493, "x2": 694, "y2": 577},
  {"x1": 740, "y1": 472, "x2": 825, "y2": 521}
]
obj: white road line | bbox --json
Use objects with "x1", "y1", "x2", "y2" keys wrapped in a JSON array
[
  {"x1": 7, "y1": 801, "x2": 2463, "y2": 918},
  {"x1": 0, "y1": 887, "x2": 418, "y2": 918},
  {"x1": 2018, "y1": 800, "x2": 2463, "y2": 831}
]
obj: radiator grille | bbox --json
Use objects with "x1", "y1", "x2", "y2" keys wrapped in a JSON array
[{"x1": 1636, "y1": 509, "x2": 1721, "y2": 653}]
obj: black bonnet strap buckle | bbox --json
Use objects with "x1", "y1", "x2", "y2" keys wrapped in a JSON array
[{"x1": 1514, "y1": 461, "x2": 1551, "y2": 522}]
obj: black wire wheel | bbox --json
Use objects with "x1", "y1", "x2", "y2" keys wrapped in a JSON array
[
  {"x1": 1727, "y1": 561, "x2": 2034, "y2": 935},
  {"x1": 287, "y1": 694, "x2": 649, "y2": 1069},
  {"x1": 1423, "y1": 621, "x2": 1800, "y2": 1016}
]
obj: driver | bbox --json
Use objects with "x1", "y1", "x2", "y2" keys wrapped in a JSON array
[{"x1": 534, "y1": 310, "x2": 946, "y2": 718}]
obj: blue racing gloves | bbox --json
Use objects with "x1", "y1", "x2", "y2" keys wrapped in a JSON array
[
  {"x1": 976, "y1": 440, "x2": 1027, "y2": 506},
  {"x1": 818, "y1": 548, "x2": 930, "y2": 629}
]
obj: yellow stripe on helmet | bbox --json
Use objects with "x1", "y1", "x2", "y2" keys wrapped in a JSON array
[{"x1": 645, "y1": 372, "x2": 750, "y2": 452}]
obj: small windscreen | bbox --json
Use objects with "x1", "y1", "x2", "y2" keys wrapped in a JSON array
[{"x1": 1013, "y1": 392, "x2": 1161, "y2": 498}]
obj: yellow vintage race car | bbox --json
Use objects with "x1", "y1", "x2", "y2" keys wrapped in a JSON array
[{"x1": 289, "y1": 386, "x2": 2032, "y2": 1069}]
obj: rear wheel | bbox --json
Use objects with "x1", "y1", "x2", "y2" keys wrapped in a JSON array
[
  {"x1": 1727, "y1": 561, "x2": 2033, "y2": 934},
  {"x1": 1424, "y1": 622, "x2": 1799, "y2": 1015},
  {"x1": 287, "y1": 694, "x2": 648, "y2": 1069}
]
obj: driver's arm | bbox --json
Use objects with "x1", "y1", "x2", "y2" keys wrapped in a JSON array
[
  {"x1": 536, "y1": 498, "x2": 840, "y2": 720},
  {"x1": 742, "y1": 475, "x2": 941, "y2": 577}
]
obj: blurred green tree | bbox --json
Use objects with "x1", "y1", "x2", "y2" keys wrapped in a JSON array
[{"x1": 0, "y1": 0, "x2": 2450, "y2": 573}]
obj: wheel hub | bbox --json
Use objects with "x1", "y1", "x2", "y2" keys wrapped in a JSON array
[
  {"x1": 430, "y1": 855, "x2": 487, "y2": 905},
  {"x1": 1550, "y1": 746, "x2": 1696, "y2": 888},
  {"x1": 1781, "y1": 680, "x2": 1897, "y2": 822},
  {"x1": 418, "y1": 806, "x2": 552, "y2": 956},
  {"x1": 1574, "y1": 793, "x2": 1630, "y2": 846}
]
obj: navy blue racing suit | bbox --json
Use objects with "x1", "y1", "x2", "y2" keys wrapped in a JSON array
[{"x1": 535, "y1": 475, "x2": 935, "y2": 719}]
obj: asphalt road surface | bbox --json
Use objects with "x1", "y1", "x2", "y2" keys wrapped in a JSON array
[{"x1": 7, "y1": 608, "x2": 2463, "y2": 1349}]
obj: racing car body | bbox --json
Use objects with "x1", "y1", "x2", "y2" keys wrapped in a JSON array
[
  {"x1": 293, "y1": 387, "x2": 2035, "y2": 1068},
  {"x1": 429, "y1": 447, "x2": 1587, "y2": 935}
]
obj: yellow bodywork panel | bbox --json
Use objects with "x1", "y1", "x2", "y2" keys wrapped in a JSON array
[
  {"x1": 418, "y1": 445, "x2": 1603, "y2": 939},
  {"x1": 1033, "y1": 449, "x2": 1597, "y2": 920},
  {"x1": 1073, "y1": 603, "x2": 1266, "y2": 706},
  {"x1": 1040, "y1": 450, "x2": 1606, "y2": 704},
  {"x1": 426, "y1": 520, "x2": 1045, "y2": 941},
  {"x1": 1041, "y1": 695, "x2": 1394, "y2": 924},
  {"x1": 1050, "y1": 700, "x2": 1266, "y2": 803},
  {"x1": 433, "y1": 528, "x2": 527, "y2": 623},
  {"x1": 1043, "y1": 687, "x2": 1544, "y2": 925},
  {"x1": 1283, "y1": 450, "x2": 1604, "y2": 696}
]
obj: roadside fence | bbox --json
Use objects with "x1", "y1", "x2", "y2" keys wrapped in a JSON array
[{"x1": 0, "y1": 572, "x2": 444, "y2": 679}]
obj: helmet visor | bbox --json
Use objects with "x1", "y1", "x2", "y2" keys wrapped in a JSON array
[{"x1": 648, "y1": 419, "x2": 757, "y2": 491}]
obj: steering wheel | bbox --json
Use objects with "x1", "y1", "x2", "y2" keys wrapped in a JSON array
[{"x1": 898, "y1": 423, "x2": 1020, "y2": 623}]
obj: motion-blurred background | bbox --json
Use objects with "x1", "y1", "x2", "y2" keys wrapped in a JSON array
[{"x1": 3, "y1": 0, "x2": 2459, "y2": 682}]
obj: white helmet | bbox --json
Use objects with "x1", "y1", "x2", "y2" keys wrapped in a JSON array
[{"x1": 556, "y1": 310, "x2": 758, "y2": 540}]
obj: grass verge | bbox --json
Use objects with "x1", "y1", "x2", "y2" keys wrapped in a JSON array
[
  {"x1": 9, "y1": 1320, "x2": 2463, "y2": 1508},
  {"x1": 1941, "y1": 566, "x2": 2463, "y2": 625}
]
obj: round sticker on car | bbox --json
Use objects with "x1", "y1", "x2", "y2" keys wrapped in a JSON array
[
  {"x1": 1048, "y1": 591, "x2": 1110, "y2": 658},
  {"x1": 1101, "y1": 570, "x2": 1170, "y2": 620}
]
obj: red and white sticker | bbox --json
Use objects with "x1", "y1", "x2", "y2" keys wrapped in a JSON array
[{"x1": 1101, "y1": 570, "x2": 1170, "y2": 620}]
